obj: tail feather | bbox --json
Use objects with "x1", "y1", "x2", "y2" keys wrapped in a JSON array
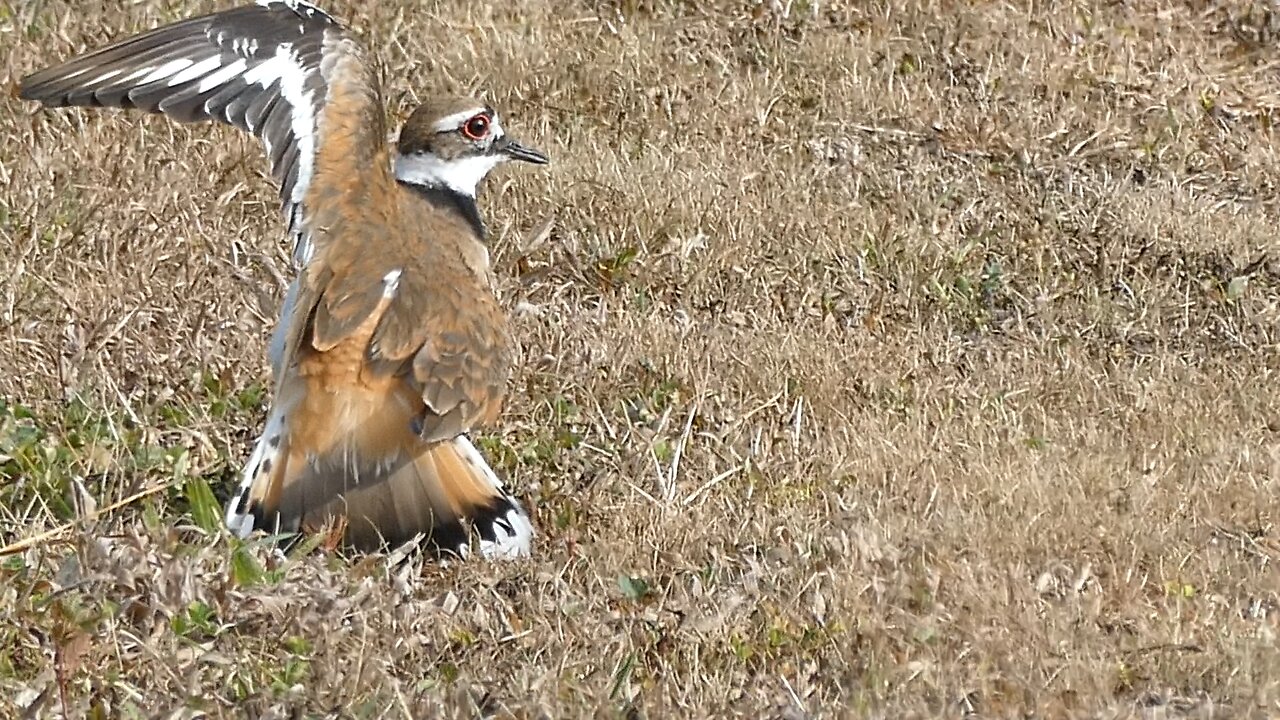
[
  {"x1": 332, "y1": 436, "x2": 534, "y2": 556},
  {"x1": 225, "y1": 406, "x2": 290, "y2": 538},
  {"x1": 451, "y1": 436, "x2": 535, "y2": 558},
  {"x1": 225, "y1": 412, "x2": 534, "y2": 557}
]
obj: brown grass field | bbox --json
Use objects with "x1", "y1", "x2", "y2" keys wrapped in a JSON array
[{"x1": 2, "y1": 0, "x2": 1280, "y2": 716}]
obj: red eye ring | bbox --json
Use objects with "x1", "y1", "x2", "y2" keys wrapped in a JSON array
[{"x1": 462, "y1": 114, "x2": 490, "y2": 140}]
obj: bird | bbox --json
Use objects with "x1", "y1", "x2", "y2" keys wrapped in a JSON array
[{"x1": 16, "y1": 0, "x2": 549, "y2": 558}]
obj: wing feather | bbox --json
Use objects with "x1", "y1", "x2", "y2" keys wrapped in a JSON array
[{"x1": 17, "y1": 0, "x2": 383, "y2": 267}]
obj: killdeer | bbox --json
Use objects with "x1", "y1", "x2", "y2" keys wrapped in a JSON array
[{"x1": 18, "y1": 1, "x2": 549, "y2": 557}]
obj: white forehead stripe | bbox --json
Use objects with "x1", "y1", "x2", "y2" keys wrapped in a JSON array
[{"x1": 431, "y1": 107, "x2": 490, "y2": 132}]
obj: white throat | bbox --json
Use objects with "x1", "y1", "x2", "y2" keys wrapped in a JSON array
[{"x1": 393, "y1": 151, "x2": 504, "y2": 197}]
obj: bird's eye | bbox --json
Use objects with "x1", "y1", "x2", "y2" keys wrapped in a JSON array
[{"x1": 462, "y1": 114, "x2": 490, "y2": 140}]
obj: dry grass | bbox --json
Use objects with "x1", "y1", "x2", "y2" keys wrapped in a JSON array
[{"x1": 1, "y1": 0, "x2": 1279, "y2": 716}]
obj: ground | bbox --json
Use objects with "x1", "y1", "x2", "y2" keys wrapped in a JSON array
[{"x1": 0, "y1": 0, "x2": 1278, "y2": 717}]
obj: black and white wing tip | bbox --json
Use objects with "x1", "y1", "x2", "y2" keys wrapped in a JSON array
[{"x1": 17, "y1": 0, "x2": 351, "y2": 266}]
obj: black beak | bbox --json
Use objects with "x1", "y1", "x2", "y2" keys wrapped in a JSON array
[{"x1": 497, "y1": 136, "x2": 549, "y2": 165}]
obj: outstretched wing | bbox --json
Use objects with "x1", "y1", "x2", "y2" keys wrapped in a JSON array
[{"x1": 17, "y1": 0, "x2": 386, "y2": 267}]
